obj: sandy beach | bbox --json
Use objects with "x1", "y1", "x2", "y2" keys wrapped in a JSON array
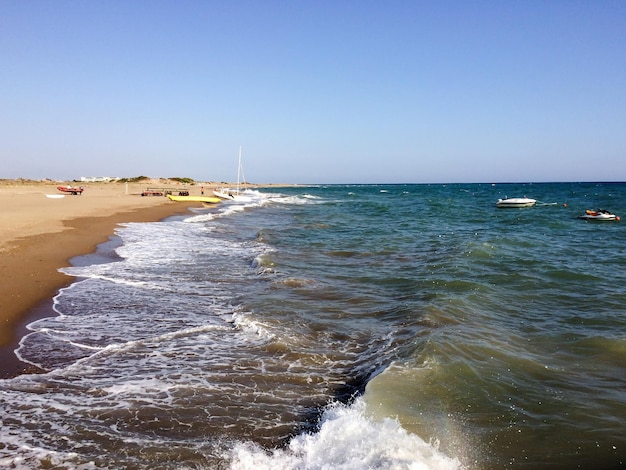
[{"x1": 0, "y1": 179, "x2": 214, "y2": 376}]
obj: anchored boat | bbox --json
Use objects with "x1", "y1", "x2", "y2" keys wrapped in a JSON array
[{"x1": 496, "y1": 197, "x2": 536, "y2": 208}]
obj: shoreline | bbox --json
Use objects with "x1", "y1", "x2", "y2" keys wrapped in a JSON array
[
  {"x1": 0, "y1": 180, "x2": 296, "y2": 378},
  {"x1": 0, "y1": 203, "x2": 197, "y2": 378},
  {"x1": 0, "y1": 181, "x2": 207, "y2": 378}
]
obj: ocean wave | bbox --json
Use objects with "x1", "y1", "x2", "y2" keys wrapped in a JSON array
[{"x1": 228, "y1": 399, "x2": 462, "y2": 470}]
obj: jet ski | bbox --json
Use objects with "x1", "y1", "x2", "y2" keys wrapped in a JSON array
[{"x1": 578, "y1": 209, "x2": 620, "y2": 221}]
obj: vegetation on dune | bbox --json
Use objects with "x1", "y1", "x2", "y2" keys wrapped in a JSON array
[
  {"x1": 118, "y1": 176, "x2": 151, "y2": 183},
  {"x1": 1, "y1": 176, "x2": 202, "y2": 185},
  {"x1": 169, "y1": 177, "x2": 195, "y2": 184},
  {"x1": 117, "y1": 176, "x2": 196, "y2": 185}
]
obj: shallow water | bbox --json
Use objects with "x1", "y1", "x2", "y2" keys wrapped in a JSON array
[{"x1": 1, "y1": 183, "x2": 625, "y2": 469}]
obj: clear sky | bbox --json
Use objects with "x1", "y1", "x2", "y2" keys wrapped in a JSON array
[{"x1": 2, "y1": 1, "x2": 625, "y2": 184}]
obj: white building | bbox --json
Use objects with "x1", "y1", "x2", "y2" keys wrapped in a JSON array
[{"x1": 80, "y1": 176, "x2": 120, "y2": 182}]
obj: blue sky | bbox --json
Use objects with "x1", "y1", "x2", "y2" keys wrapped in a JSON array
[{"x1": 2, "y1": 1, "x2": 625, "y2": 184}]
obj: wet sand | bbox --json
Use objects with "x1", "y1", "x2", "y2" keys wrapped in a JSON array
[{"x1": 0, "y1": 180, "x2": 210, "y2": 376}]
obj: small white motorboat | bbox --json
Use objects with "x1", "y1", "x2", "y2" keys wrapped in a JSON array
[
  {"x1": 577, "y1": 209, "x2": 620, "y2": 221},
  {"x1": 496, "y1": 197, "x2": 536, "y2": 208}
]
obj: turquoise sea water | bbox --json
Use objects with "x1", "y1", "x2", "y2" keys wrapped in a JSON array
[{"x1": 1, "y1": 182, "x2": 625, "y2": 469}]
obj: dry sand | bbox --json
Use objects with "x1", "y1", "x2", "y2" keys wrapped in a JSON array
[{"x1": 0, "y1": 179, "x2": 218, "y2": 375}]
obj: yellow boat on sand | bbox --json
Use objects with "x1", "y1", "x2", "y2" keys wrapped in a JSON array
[{"x1": 167, "y1": 194, "x2": 221, "y2": 204}]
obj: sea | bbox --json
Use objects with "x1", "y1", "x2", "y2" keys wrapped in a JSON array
[{"x1": 1, "y1": 182, "x2": 625, "y2": 470}]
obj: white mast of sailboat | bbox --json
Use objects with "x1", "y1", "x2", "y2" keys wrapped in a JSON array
[{"x1": 236, "y1": 145, "x2": 246, "y2": 195}]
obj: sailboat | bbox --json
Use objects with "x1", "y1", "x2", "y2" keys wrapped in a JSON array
[{"x1": 213, "y1": 146, "x2": 253, "y2": 202}]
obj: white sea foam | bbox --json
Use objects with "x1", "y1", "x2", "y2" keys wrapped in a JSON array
[
  {"x1": 228, "y1": 399, "x2": 462, "y2": 470},
  {"x1": 185, "y1": 192, "x2": 275, "y2": 222},
  {"x1": 232, "y1": 310, "x2": 276, "y2": 341},
  {"x1": 0, "y1": 445, "x2": 97, "y2": 470},
  {"x1": 251, "y1": 253, "x2": 275, "y2": 273},
  {"x1": 267, "y1": 193, "x2": 324, "y2": 205}
]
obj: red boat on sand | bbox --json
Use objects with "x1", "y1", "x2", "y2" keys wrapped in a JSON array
[{"x1": 57, "y1": 185, "x2": 84, "y2": 195}]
